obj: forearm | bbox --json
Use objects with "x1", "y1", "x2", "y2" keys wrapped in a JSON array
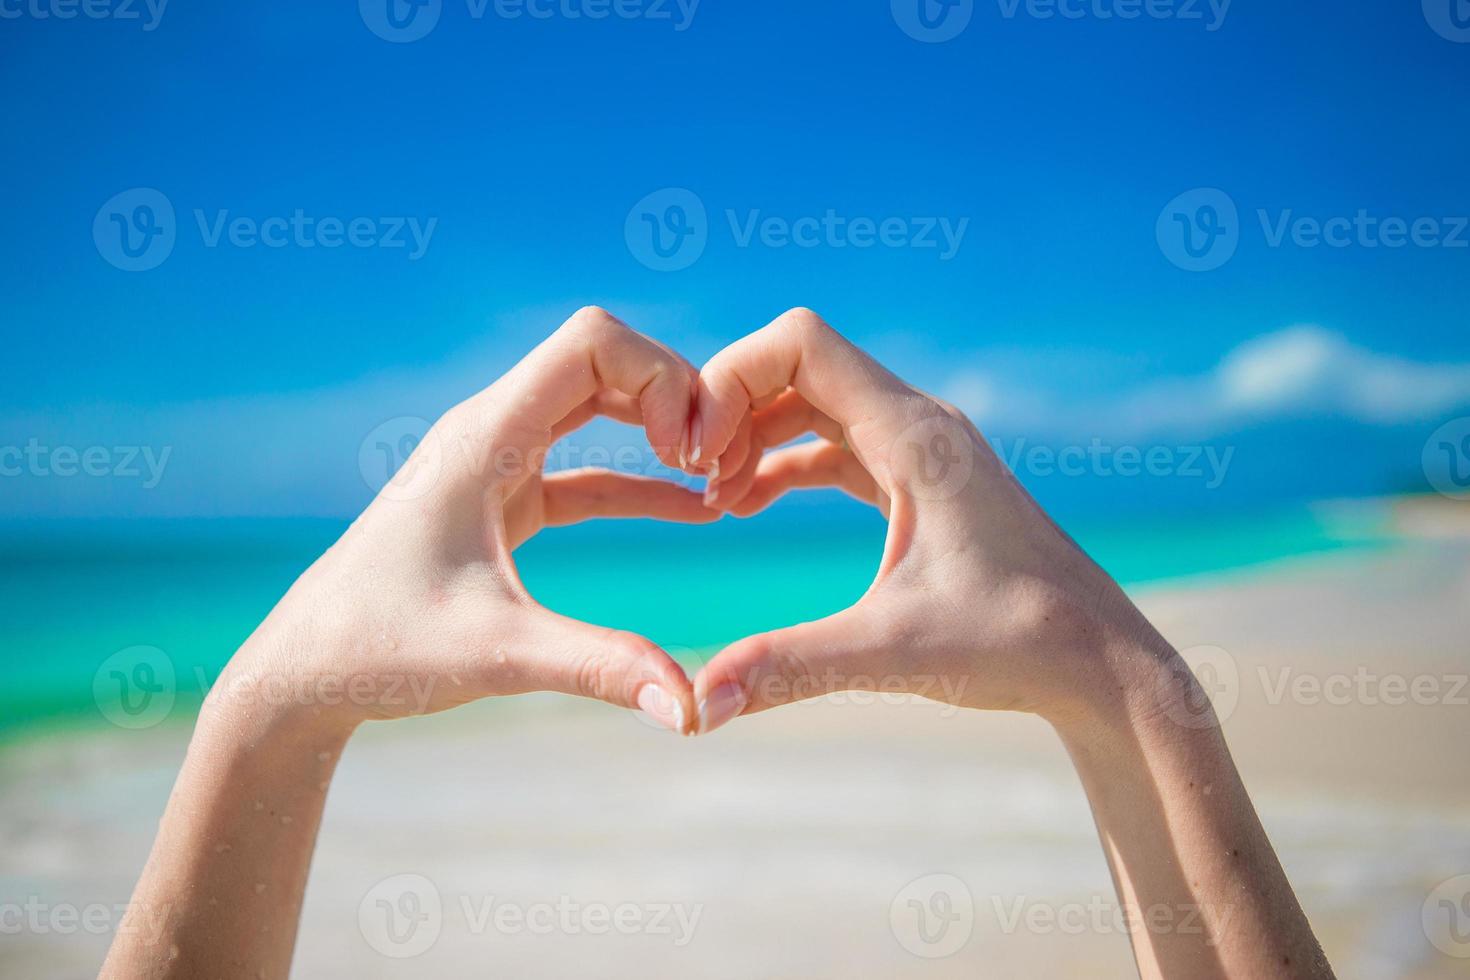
[
  {"x1": 1053, "y1": 632, "x2": 1332, "y2": 979},
  {"x1": 102, "y1": 662, "x2": 355, "y2": 979}
]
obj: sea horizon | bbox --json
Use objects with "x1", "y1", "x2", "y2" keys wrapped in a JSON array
[{"x1": 0, "y1": 493, "x2": 1412, "y2": 738}]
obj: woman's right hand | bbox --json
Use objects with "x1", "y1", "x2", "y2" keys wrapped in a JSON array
[
  {"x1": 686, "y1": 307, "x2": 1184, "y2": 735},
  {"x1": 684, "y1": 310, "x2": 1334, "y2": 980}
]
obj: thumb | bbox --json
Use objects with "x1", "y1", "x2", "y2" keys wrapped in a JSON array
[
  {"x1": 511, "y1": 607, "x2": 697, "y2": 735},
  {"x1": 691, "y1": 605, "x2": 884, "y2": 735}
]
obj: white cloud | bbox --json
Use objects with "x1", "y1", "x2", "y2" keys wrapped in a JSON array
[
  {"x1": 948, "y1": 324, "x2": 1470, "y2": 438},
  {"x1": 1217, "y1": 326, "x2": 1470, "y2": 423}
]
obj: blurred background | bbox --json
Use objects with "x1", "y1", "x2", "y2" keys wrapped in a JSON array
[{"x1": 2, "y1": 3, "x2": 1468, "y2": 977}]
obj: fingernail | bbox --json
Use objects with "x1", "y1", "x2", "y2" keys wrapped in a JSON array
[
  {"x1": 689, "y1": 416, "x2": 703, "y2": 465},
  {"x1": 697, "y1": 683, "x2": 747, "y2": 735},
  {"x1": 702, "y1": 460, "x2": 722, "y2": 506},
  {"x1": 637, "y1": 685, "x2": 685, "y2": 734}
]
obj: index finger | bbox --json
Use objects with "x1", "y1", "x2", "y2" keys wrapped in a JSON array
[
  {"x1": 461, "y1": 306, "x2": 698, "y2": 474},
  {"x1": 692, "y1": 308, "x2": 932, "y2": 493}
]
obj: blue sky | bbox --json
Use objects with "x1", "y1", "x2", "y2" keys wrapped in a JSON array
[{"x1": 2, "y1": 1, "x2": 1468, "y2": 520}]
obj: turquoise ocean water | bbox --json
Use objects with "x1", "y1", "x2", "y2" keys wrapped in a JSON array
[{"x1": 0, "y1": 495, "x2": 1398, "y2": 736}]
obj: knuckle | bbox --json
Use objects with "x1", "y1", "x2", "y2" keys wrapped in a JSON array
[
  {"x1": 574, "y1": 651, "x2": 615, "y2": 702},
  {"x1": 778, "y1": 306, "x2": 832, "y2": 341},
  {"x1": 564, "y1": 305, "x2": 620, "y2": 341}
]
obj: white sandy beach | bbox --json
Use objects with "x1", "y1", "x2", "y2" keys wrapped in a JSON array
[{"x1": 3, "y1": 500, "x2": 1469, "y2": 979}]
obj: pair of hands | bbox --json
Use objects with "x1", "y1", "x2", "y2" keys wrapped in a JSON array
[
  {"x1": 119, "y1": 307, "x2": 1334, "y2": 980},
  {"x1": 225, "y1": 306, "x2": 1170, "y2": 740}
]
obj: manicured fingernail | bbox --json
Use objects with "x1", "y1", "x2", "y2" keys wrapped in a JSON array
[
  {"x1": 637, "y1": 685, "x2": 685, "y2": 734},
  {"x1": 697, "y1": 683, "x2": 746, "y2": 735},
  {"x1": 689, "y1": 416, "x2": 703, "y2": 465}
]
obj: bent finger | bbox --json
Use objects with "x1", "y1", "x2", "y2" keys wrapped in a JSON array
[
  {"x1": 725, "y1": 440, "x2": 882, "y2": 517},
  {"x1": 542, "y1": 469, "x2": 720, "y2": 526}
]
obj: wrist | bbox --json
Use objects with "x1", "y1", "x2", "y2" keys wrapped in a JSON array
[
  {"x1": 1042, "y1": 603, "x2": 1209, "y2": 748},
  {"x1": 203, "y1": 636, "x2": 365, "y2": 747}
]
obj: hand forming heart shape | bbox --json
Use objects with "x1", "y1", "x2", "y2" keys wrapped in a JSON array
[
  {"x1": 220, "y1": 305, "x2": 1159, "y2": 741},
  {"x1": 117, "y1": 307, "x2": 1332, "y2": 980}
]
